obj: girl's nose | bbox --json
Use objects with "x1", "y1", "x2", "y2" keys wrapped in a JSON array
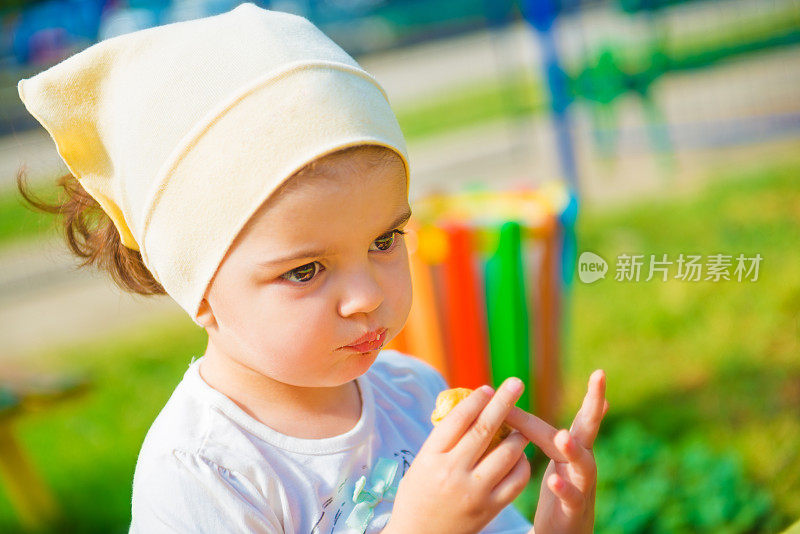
[{"x1": 337, "y1": 268, "x2": 385, "y2": 317}]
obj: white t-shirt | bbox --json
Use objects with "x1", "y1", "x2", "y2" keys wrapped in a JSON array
[{"x1": 129, "y1": 349, "x2": 533, "y2": 533}]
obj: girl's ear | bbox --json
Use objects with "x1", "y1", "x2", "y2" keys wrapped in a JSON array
[{"x1": 195, "y1": 298, "x2": 217, "y2": 328}]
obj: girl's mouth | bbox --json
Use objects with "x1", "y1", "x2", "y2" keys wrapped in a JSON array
[{"x1": 342, "y1": 329, "x2": 387, "y2": 352}]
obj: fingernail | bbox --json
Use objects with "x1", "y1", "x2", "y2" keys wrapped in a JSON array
[
  {"x1": 478, "y1": 385, "x2": 494, "y2": 395},
  {"x1": 507, "y1": 377, "x2": 523, "y2": 393}
]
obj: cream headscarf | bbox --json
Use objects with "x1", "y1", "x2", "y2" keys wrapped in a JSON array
[{"x1": 17, "y1": 2, "x2": 410, "y2": 326}]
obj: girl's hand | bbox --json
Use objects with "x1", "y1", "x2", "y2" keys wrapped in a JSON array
[
  {"x1": 385, "y1": 378, "x2": 532, "y2": 534},
  {"x1": 528, "y1": 370, "x2": 609, "y2": 534}
]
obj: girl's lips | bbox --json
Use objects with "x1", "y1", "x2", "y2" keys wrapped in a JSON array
[{"x1": 343, "y1": 329, "x2": 387, "y2": 352}]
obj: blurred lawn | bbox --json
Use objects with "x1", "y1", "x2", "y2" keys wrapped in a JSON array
[
  {"x1": 395, "y1": 69, "x2": 543, "y2": 139},
  {"x1": 0, "y1": 178, "x2": 62, "y2": 248},
  {"x1": 517, "y1": 157, "x2": 800, "y2": 531},
  {"x1": 0, "y1": 156, "x2": 798, "y2": 532}
]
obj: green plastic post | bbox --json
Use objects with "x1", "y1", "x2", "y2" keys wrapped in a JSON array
[{"x1": 484, "y1": 221, "x2": 531, "y2": 412}]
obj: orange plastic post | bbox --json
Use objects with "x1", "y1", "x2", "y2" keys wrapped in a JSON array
[
  {"x1": 403, "y1": 222, "x2": 450, "y2": 384},
  {"x1": 440, "y1": 223, "x2": 491, "y2": 390},
  {"x1": 535, "y1": 215, "x2": 561, "y2": 425}
]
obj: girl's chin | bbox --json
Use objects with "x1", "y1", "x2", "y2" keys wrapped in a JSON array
[{"x1": 348, "y1": 347, "x2": 381, "y2": 372}]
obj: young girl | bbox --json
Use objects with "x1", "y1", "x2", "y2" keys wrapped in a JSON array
[{"x1": 16, "y1": 3, "x2": 608, "y2": 533}]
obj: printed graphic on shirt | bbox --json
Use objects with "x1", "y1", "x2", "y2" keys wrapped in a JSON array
[{"x1": 309, "y1": 448, "x2": 417, "y2": 534}]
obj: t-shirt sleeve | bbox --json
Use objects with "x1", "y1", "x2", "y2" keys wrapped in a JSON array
[{"x1": 130, "y1": 448, "x2": 284, "y2": 534}]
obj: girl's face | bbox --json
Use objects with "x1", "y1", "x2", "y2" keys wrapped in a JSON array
[{"x1": 197, "y1": 149, "x2": 412, "y2": 397}]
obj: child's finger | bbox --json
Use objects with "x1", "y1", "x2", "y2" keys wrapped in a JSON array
[
  {"x1": 503, "y1": 406, "x2": 568, "y2": 463},
  {"x1": 423, "y1": 386, "x2": 494, "y2": 454},
  {"x1": 455, "y1": 378, "x2": 525, "y2": 468},
  {"x1": 547, "y1": 472, "x2": 585, "y2": 517},
  {"x1": 555, "y1": 429, "x2": 596, "y2": 493},
  {"x1": 568, "y1": 369, "x2": 607, "y2": 450}
]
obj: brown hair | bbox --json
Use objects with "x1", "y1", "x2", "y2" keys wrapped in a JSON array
[
  {"x1": 15, "y1": 144, "x2": 405, "y2": 296},
  {"x1": 16, "y1": 166, "x2": 168, "y2": 296}
]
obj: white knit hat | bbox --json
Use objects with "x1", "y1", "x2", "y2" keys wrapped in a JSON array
[{"x1": 17, "y1": 2, "x2": 410, "y2": 326}]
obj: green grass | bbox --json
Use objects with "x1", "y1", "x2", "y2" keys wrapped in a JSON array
[
  {"x1": 512, "y1": 158, "x2": 800, "y2": 531},
  {"x1": 394, "y1": 69, "x2": 544, "y2": 139},
  {"x1": 1, "y1": 156, "x2": 799, "y2": 532},
  {"x1": 0, "y1": 314, "x2": 207, "y2": 533},
  {"x1": 0, "y1": 178, "x2": 62, "y2": 248}
]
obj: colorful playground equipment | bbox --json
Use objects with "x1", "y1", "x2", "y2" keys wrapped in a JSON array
[
  {"x1": 386, "y1": 180, "x2": 578, "y2": 428},
  {"x1": 495, "y1": 0, "x2": 800, "y2": 185}
]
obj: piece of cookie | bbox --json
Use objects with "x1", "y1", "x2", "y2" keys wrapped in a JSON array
[{"x1": 431, "y1": 387, "x2": 513, "y2": 453}]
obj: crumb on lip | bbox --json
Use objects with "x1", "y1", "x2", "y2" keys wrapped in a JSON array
[{"x1": 344, "y1": 329, "x2": 386, "y2": 349}]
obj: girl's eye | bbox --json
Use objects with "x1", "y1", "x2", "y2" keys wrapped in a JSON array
[
  {"x1": 280, "y1": 229, "x2": 406, "y2": 284},
  {"x1": 281, "y1": 262, "x2": 321, "y2": 284},
  {"x1": 372, "y1": 229, "x2": 406, "y2": 253}
]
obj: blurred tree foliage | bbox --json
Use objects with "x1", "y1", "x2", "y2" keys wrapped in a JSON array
[{"x1": 0, "y1": 0, "x2": 46, "y2": 16}]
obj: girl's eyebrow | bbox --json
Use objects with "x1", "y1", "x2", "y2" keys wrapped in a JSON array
[{"x1": 257, "y1": 206, "x2": 412, "y2": 268}]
